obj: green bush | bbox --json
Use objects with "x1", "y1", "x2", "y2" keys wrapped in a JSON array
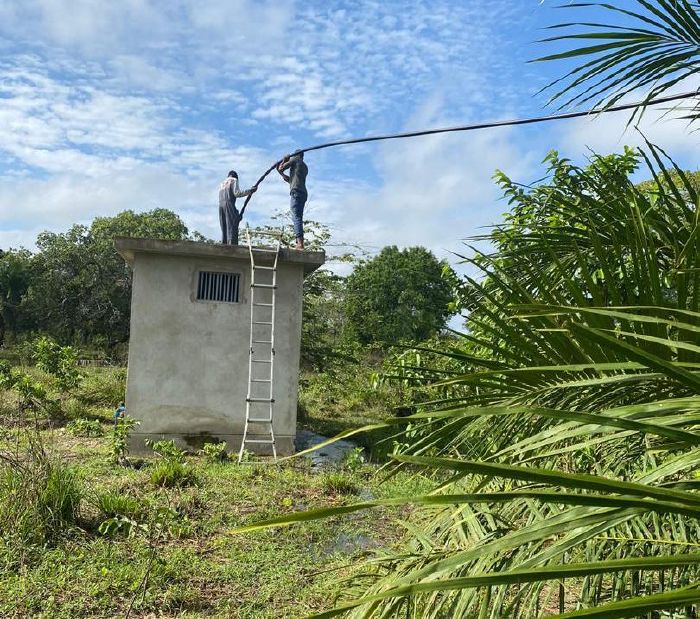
[
  {"x1": 66, "y1": 418, "x2": 104, "y2": 437},
  {"x1": 149, "y1": 459, "x2": 197, "y2": 488},
  {"x1": 32, "y1": 336, "x2": 81, "y2": 391}
]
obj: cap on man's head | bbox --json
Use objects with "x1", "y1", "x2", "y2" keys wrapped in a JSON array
[{"x1": 228, "y1": 170, "x2": 238, "y2": 178}]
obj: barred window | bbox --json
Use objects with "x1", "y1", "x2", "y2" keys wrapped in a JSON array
[{"x1": 196, "y1": 271, "x2": 240, "y2": 303}]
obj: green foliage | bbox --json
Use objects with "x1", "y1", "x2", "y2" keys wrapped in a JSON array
[
  {"x1": 32, "y1": 336, "x2": 81, "y2": 391},
  {"x1": 534, "y1": 0, "x2": 700, "y2": 121},
  {"x1": 0, "y1": 360, "x2": 60, "y2": 419},
  {"x1": 110, "y1": 416, "x2": 139, "y2": 464},
  {"x1": 66, "y1": 418, "x2": 104, "y2": 437},
  {"x1": 149, "y1": 459, "x2": 198, "y2": 488},
  {"x1": 94, "y1": 489, "x2": 142, "y2": 520},
  {"x1": 341, "y1": 448, "x2": 366, "y2": 474},
  {"x1": 146, "y1": 438, "x2": 186, "y2": 462},
  {"x1": 0, "y1": 249, "x2": 32, "y2": 343},
  {"x1": 320, "y1": 472, "x2": 359, "y2": 496},
  {"x1": 75, "y1": 367, "x2": 126, "y2": 407},
  {"x1": 344, "y1": 246, "x2": 456, "y2": 346},
  {"x1": 0, "y1": 452, "x2": 82, "y2": 565},
  {"x1": 236, "y1": 146, "x2": 700, "y2": 617},
  {"x1": 21, "y1": 208, "x2": 190, "y2": 344},
  {"x1": 200, "y1": 441, "x2": 228, "y2": 463}
]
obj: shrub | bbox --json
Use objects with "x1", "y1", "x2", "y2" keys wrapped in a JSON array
[
  {"x1": 149, "y1": 459, "x2": 197, "y2": 488},
  {"x1": 66, "y1": 418, "x2": 104, "y2": 437},
  {"x1": 32, "y1": 336, "x2": 82, "y2": 391}
]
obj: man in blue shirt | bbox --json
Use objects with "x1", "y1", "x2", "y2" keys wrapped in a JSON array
[{"x1": 277, "y1": 152, "x2": 308, "y2": 249}]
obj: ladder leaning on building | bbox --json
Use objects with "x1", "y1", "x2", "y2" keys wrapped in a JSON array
[{"x1": 238, "y1": 227, "x2": 282, "y2": 463}]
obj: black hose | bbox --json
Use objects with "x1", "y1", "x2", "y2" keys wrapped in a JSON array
[{"x1": 240, "y1": 90, "x2": 698, "y2": 218}]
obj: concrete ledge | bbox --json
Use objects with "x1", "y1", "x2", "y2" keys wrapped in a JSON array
[
  {"x1": 114, "y1": 237, "x2": 325, "y2": 274},
  {"x1": 128, "y1": 432, "x2": 295, "y2": 457}
]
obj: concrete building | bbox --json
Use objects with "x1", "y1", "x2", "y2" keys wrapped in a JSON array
[{"x1": 115, "y1": 238, "x2": 325, "y2": 455}]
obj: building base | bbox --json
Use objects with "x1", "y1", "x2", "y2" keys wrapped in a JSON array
[{"x1": 127, "y1": 432, "x2": 295, "y2": 457}]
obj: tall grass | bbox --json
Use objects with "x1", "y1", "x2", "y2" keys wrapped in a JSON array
[{"x1": 0, "y1": 439, "x2": 82, "y2": 566}]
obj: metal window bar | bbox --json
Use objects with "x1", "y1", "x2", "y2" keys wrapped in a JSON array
[
  {"x1": 196, "y1": 271, "x2": 240, "y2": 303},
  {"x1": 238, "y1": 225, "x2": 283, "y2": 463}
]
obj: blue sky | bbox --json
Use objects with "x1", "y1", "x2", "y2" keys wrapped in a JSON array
[{"x1": 0, "y1": 0, "x2": 698, "y2": 267}]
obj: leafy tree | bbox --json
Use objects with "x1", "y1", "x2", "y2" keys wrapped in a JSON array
[
  {"x1": 344, "y1": 246, "x2": 456, "y2": 346},
  {"x1": 24, "y1": 209, "x2": 189, "y2": 344},
  {"x1": 0, "y1": 249, "x2": 33, "y2": 343}
]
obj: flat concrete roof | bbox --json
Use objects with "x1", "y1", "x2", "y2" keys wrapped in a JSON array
[{"x1": 114, "y1": 237, "x2": 325, "y2": 274}]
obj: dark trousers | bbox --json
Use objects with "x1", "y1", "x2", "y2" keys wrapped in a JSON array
[
  {"x1": 290, "y1": 189, "x2": 307, "y2": 240},
  {"x1": 219, "y1": 203, "x2": 241, "y2": 244}
]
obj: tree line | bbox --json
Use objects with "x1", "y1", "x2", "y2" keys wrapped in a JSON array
[{"x1": 0, "y1": 209, "x2": 456, "y2": 361}]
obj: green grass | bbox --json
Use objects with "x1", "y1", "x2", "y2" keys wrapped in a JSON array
[
  {"x1": 0, "y1": 365, "x2": 431, "y2": 618},
  {"x1": 298, "y1": 366, "x2": 402, "y2": 459}
]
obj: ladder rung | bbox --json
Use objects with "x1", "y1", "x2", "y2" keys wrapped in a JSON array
[
  {"x1": 253, "y1": 321, "x2": 273, "y2": 325},
  {"x1": 252, "y1": 359, "x2": 272, "y2": 364},
  {"x1": 254, "y1": 265, "x2": 275, "y2": 271},
  {"x1": 245, "y1": 439, "x2": 275, "y2": 444},
  {"x1": 252, "y1": 340, "x2": 272, "y2": 344},
  {"x1": 247, "y1": 418, "x2": 272, "y2": 423},
  {"x1": 252, "y1": 248, "x2": 278, "y2": 254},
  {"x1": 253, "y1": 303, "x2": 273, "y2": 307},
  {"x1": 252, "y1": 283, "x2": 277, "y2": 289},
  {"x1": 247, "y1": 397, "x2": 274, "y2": 403},
  {"x1": 250, "y1": 378, "x2": 272, "y2": 383}
]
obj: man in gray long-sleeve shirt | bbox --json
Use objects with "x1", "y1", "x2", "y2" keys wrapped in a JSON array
[{"x1": 218, "y1": 170, "x2": 257, "y2": 244}]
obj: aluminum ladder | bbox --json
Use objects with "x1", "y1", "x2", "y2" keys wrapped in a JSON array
[{"x1": 238, "y1": 226, "x2": 282, "y2": 463}]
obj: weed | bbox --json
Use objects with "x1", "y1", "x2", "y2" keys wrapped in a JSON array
[
  {"x1": 320, "y1": 472, "x2": 359, "y2": 495},
  {"x1": 94, "y1": 489, "x2": 142, "y2": 519},
  {"x1": 149, "y1": 459, "x2": 197, "y2": 488},
  {"x1": 342, "y1": 447, "x2": 366, "y2": 473},
  {"x1": 200, "y1": 441, "x2": 227, "y2": 463},
  {"x1": 145, "y1": 439, "x2": 186, "y2": 462},
  {"x1": 0, "y1": 453, "x2": 82, "y2": 565},
  {"x1": 111, "y1": 416, "x2": 139, "y2": 464},
  {"x1": 62, "y1": 397, "x2": 91, "y2": 420},
  {"x1": 66, "y1": 418, "x2": 104, "y2": 437},
  {"x1": 75, "y1": 368, "x2": 126, "y2": 407}
]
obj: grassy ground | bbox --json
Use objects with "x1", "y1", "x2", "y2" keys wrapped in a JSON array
[{"x1": 0, "y1": 366, "x2": 428, "y2": 618}]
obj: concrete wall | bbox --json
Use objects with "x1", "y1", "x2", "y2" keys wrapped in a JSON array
[{"x1": 124, "y1": 248, "x2": 308, "y2": 455}]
